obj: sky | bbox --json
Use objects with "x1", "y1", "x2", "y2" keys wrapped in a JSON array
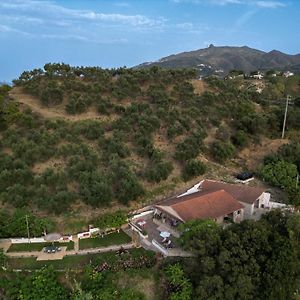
[{"x1": 0, "y1": 0, "x2": 299, "y2": 82}]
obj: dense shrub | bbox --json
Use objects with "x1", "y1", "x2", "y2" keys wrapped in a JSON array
[
  {"x1": 231, "y1": 130, "x2": 248, "y2": 148},
  {"x1": 211, "y1": 141, "x2": 235, "y2": 163},
  {"x1": 65, "y1": 94, "x2": 91, "y2": 114},
  {"x1": 79, "y1": 171, "x2": 113, "y2": 207},
  {"x1": 144, "y1": 161, "x2": 173, "y2": 183},
  {"x1": 182, "y1": 159, "x2": 206, "y2": 181},
  {"x1": 94, "y1": 211, "x2": 127, "y2": 229},
  {"x1": 174, "y1": 134, "x2": 203, "y2": 161},
  {"x1": 40, "y1": 82, "x2": 63, "y2": 106}
]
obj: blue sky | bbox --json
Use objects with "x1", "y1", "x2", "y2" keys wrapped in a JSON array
[{"x1": 0, "y1": 0, "x2": 299, "y2": 82}]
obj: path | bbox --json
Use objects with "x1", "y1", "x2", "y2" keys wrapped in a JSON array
[
  {"x1": 2, "y1": 240, "x2": 135, "y2": 261},
  {"x1": 1, "y1": 235, "x2": 135, "y2": 261},
  {"x1": 9, "y1": 87, "x2": 105, "y2": 121}
]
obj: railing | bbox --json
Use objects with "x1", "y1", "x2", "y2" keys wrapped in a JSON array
[
  {"x1": 152, "y1": 239, "x2": 168, "y2": 256},
  {"x1": 129, "y1": 222, "x2": 148, "y2": 239}
]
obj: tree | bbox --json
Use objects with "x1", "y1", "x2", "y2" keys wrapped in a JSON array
[
  {"x1": 261, "y1": 160, "x2": 297, "y2": 189},
  {"x1": 211, "y1": 141, "x2": 235, "y2": 163},
  {"x1": 164, "y1": 264, "x2": 192, "y2": 300},
  {"x1": 182, "y1": 160, "x2": 206, "y2": 181},
  {"x1": 0, "y1": 249, "x2": 6, "y2": 268},
  {"x1": 144, "y1": 161, "x2": 173, "y2": 183},
  {"x1": 18, "y1": 266, "x2": 68, "y2": 300},
  {"x1": 41, "y1": 82, "x2": 63, "y2": 106}
]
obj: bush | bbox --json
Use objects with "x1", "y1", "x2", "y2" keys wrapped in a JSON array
[
  {"x1": 112, "y1": 161, "x2": 144, "y2": 204},
  {"x1": 231, "y1": 130, "x2": 248, "y2": 148},
  {"x1": 79, "y1": 171, "x2": 113, "y2": 207},
  {"x1": 174, "y1": 134, "x2": 203, "y2": 162},
  {"x1": 65, "y1": 95, "x2": 89, "y2": 114},
  {"x1": 211, "y1": 141, "x2": 235, "y2": 163},
  {"x1": 94, "y1": 211, "x2": 127, "y2": 229},
  {"x1": 144, "y1": 161, "x2": 173, "y2": 183},
  {"x1": 40, "y1": 82, "x2": 63, "y2": 106},
  {"x1": 182, "y1": 159, "x2": 206, "y2": 181}
]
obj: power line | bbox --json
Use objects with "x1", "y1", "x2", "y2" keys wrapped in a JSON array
[
  {"x1": 25, "y1": 214, "x2": 30, "y2": 243},
  {"x1": 281, "y1": 95, "x2": 291, "y2": 139}
]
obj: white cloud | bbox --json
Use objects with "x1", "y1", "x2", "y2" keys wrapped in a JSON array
[
  {"x1": 170, "y1": 0, "x2": 286, "y2": 8},
  {"x1": 40, "y1": 33, "x2": 128, "y2": 44},
  {"x1": 0, "y1": 0, "x2": 165, "y2": 27},
  {"x1": 254, "y1": 1, "x2": 285, "y2": 8},
  {"x1": 176, "y1": 22, "x2": 194, "y2": 29},
  {"x1": 114, "y1": 2, "x2": 130, "y2": 7},
  {"x1": 0, "y1": 23, "x2": 31, "y2": 35}
]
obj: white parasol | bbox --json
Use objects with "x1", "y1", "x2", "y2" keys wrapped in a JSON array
[{"x1": 160, "y1": 231, "x2": 171, "y2": 238}]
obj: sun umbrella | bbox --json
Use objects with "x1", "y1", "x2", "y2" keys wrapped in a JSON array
[
  {"x1": 44, "y1": 233, "x2": 61, "y2": 242},
  {"x1": 160, "y1": 231, "x2": 171, "y2": 238}
]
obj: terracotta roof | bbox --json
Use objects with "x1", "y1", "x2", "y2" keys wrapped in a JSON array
[
  {"x1": 155, "y1": 189, "x2": 244, "y2": 222},
  {"x1": 200, "y1": 180, "x2": 265, "y2": 204}
]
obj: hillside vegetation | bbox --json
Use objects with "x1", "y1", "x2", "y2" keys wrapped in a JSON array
[{"x1": 0, "y1": 64, "x2": 300, "y2": 217}]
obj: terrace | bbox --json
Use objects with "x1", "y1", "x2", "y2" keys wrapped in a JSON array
[{"x1": 128, "y1": 210, "x2": 190, "y2": 257}]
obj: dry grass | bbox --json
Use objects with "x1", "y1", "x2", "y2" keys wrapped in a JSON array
[
  {"x1": 190, "y1": 79, "x2": 209, "y2": 95},
  {"x1": 237, "y1": 138, "x2": 289, "y2": 170},
  {"x1": 9, "y1": 87, "x2": 111, "y2": 122},
  {"x1": 32, "y1": 158, "x2": 66, "y2": 173},
  {"x1": 117, "y1": 270, "x2": 157, "y2": 300}
]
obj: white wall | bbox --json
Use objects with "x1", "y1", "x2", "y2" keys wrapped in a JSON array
[
  {"x1": 240, "y1": 202, "x2": 254, "y2": 218},
  {"x1": 258, "y1": 192, "x2": 271, "y2": 208},
  {"x1": 11, "y1": 237, "x2": 45, "y2": 244},
  {"x1": 233, "y1": 209, "x2": 244, "y2": 223}
]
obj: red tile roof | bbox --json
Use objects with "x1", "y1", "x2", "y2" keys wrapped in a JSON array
[
  {"x1": 155, "y1": 189, "x2": 244, "y2": 222},
  {"x1": 201, "y1": 180, "x2": 265, "y2": 204}
]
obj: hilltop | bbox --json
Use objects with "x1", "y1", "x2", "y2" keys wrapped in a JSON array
[{"x1": 137, "y1": 45, "x2": 300, "y2": 76}]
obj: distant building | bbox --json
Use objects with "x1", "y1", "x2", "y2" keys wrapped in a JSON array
[
  {"x1": 252, "y1": 74, "x2": 264, "y2": 79},
  {"x1": 283, "y1": 71, "x2": 294, "y2": 78}
]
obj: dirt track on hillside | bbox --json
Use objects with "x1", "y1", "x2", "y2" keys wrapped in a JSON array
[{"x1": 9, "y1": 87, "x2": 105, "y2": 121}]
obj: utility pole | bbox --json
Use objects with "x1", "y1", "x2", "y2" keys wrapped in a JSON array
[
  {"x1": 281, "y1": 95, "x2": 291, "y2": 139},
  {"x1": 296, "y1": 172, "x2": 299, "y2": 189},
  {"x1": 25, "y1": 215, "x2": 30, "y2": 243}
]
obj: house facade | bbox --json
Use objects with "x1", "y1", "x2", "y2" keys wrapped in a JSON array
[{"x1": 197, "y1": 180, "x2": 271, "y2": 219}]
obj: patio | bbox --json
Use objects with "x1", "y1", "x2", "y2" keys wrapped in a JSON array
[{"x1": 129, "y1": 212, "x2": 182, "y2": 255}]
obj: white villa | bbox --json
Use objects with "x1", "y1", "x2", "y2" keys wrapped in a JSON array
[{"x1": 128, "y1": 179, "x2": 291, "y2": 256}]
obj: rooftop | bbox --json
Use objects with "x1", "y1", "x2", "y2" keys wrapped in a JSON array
[
  {"x1": 200, "y1": 179, "x2": 265, "y2": 204},
  {"x1": 155, "y1": 189, "x2": 244, "y2": 222}
]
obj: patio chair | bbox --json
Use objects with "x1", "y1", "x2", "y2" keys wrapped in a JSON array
[
  {"x1": 161, "y1": 237, "x2": 167, "y2": 244},
  {"x1": 166, "y1": 240, "x2": 172, "y2": 248}
]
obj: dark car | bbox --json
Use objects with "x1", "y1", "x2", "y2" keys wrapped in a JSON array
[{"x1": 236, "y1": 172, "x2": 253, "y2": 181}]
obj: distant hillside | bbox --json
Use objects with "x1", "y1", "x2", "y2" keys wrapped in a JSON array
[{"x1": 137, "y1": 45, "x2": 300, "y2": 76}]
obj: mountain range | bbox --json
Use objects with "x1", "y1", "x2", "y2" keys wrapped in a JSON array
[{"x1": 137, "y1": 45, "x2": 300, "y2": 76}]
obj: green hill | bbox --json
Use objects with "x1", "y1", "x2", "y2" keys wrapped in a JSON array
[{"x1": 0, "y1": 64, "x2": 300, "y2": 220}]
